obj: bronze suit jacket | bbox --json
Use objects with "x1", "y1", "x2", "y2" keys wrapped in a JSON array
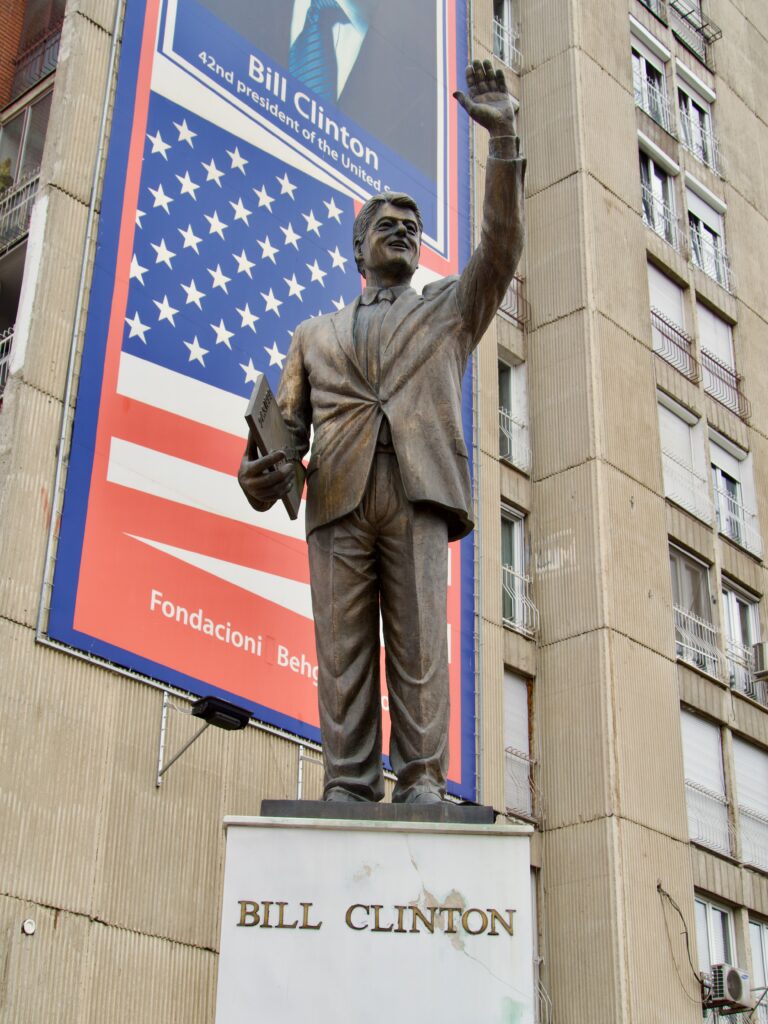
[{"x1": 277, "y1": 152, "x2": 526, "y2": 542}]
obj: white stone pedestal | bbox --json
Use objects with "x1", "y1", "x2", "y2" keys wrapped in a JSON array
[{"x1": 215, "y1": 816, "x2": 534, "y2": 1024}]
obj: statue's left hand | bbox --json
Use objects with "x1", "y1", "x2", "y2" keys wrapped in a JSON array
[{"x1": 453, "y1": 59, "x2": 517, "y2": 138}]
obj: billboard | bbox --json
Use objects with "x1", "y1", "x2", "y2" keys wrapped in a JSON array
[{"x1": 49, "y1": 0, "x2": 474, "y2": 796}]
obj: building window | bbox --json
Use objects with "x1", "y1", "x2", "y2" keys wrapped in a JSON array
[
  {"x1": 501, "y1": 508, "x2": 538, "y2": 637},
  {"x1": 733, "y1": 739, "x2": 768, "y2": 872},
  {"x1": 669, "y1": 0, "x2": 721, "y2": 72},
  {"x1": 710, "y1": 432, "x2": 762, "y2": 558},
  {"x1": 678, "y1": 79, "x2": 719, "y2": 172},
  {"x1": 657, "y1": 394, "x2": 711, "y2": 522},
  {"x1": 695, "y1": 894, "x2": 734, "y2": 973},
  {"x1": 498, "y1": 359, "x2": 530, "y2": 473},
  {"x1": 639, "y1": 0, "x2": 667, "y2": 21},
  {"x1": 749, "y1": 920, "x2": 768, "y2": 1024},
  {"x1": 670, "y1": 546, "x2": 720, "y2": 676},
  {"x1": 632, "y1": 40, "x2": 672, "y2": 131},
  {"x1": 697, "y1": 303, "x2": 750, "y2": 419},
  {"x1": 722, "y1": 583, "x2": 764, "y2": 705},
  {"x1": 681, "y1": 710, "x2": 732, "y2": 855},
  {"x1": 0, "y1": 90, "x2": 51, "y2": 259},
  {"x1": 503, "y1": 670, "x2": 534, "y2": 818},
  {"x1": 640, "y1": 152, "x2": 678, "y2": 247},
  {"x1": 12, "y1": 0, "x2": 65, "y2": 99},
  {"x1": 687, "y1": 188, "x2": 731, "y2": 289},
  {"x1": 648, "y1": 264, "x2": 699, "y2": 381},
  {"x1": 493, "y1": 0, "x2": 521, "y2": 71}
]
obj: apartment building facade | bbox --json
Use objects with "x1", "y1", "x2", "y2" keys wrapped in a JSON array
[{"x1": 1, "y1": 0, "x2": 767, "y2": 1021}]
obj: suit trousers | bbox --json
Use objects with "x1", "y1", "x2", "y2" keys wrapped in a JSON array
[{"x1": 307, "y1": 450, "x2": 449, "y2": 802}]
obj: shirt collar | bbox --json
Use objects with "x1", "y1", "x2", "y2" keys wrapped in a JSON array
[{"x1": 359, "y1": 283, "x2": 412, "y2": 305}]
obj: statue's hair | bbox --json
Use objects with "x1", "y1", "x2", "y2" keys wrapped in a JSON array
[{"x1": 352, "y1": 192, "x2": 423, "y2": 275}]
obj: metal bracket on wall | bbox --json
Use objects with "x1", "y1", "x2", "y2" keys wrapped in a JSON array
[{"x1": 155, "y1": 690, "x2": 251, "y2": 787}]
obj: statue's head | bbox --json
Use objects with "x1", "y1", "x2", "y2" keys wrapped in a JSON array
[{"x1": 352, "y1": 191, "x2": 423, "y2": 283}]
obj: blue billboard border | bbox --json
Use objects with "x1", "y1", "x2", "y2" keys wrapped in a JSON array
[{"x1": 48, "y1": 0, "x2": 478, "y2": 798}]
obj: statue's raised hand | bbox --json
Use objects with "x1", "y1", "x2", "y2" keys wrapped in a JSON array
[{"x1": 453, "y1": 59, "x2": 517, "y2": 137}]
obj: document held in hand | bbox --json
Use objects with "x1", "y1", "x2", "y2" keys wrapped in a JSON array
[{"x1": 245, "y1": 374, "x2": 302, "y2": 520}]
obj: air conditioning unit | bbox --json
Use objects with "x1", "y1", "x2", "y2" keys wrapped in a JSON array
[
  {"x1": 706, "y1": 963, "x2": 752, "y2": 1011},
  {"x1": 753, "y1": 641, "x2": 768, "y2": 679}
]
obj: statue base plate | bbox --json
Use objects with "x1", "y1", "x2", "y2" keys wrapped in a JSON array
[{"x1": 260, "y1": 798, "x2": 495, "y2": 824}]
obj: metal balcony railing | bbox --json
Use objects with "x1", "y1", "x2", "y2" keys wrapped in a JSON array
[
  {"x1": 12, "y1": 21, "x2": 62, "y2": 99},
  {"x1": 691, "y1": 231, "x2": 732, "y2": 291},
  {"x1": 701, "y1": 348, "x2": 751, "y2": 421},
  {"x1": 740, "y1": 806, "x2": 768, "y2": 873},
  {"x1": 714, "y1": 487, "x2": 762, "y2": 558},
  {"x1": 499, "y1": 407, "x2": 531, "y2": 473},
  {"x1": 651, "y1": 307, "x2": 701, "y2": 382},
  {"x1": 0, "y1": 168, "x2": 40, "y2": 256},
  {"x1": 724, "y1": 638, "x2": 768, "y2": 706},
  {"x1": 669, "y1": 0, "x2": 721, "y2": 71},
  {"x1": 499, "y1": 274, "x2": 528, "y2": 328},
  {"x1": 685, "y1": 779, "x2": 733, "y2": 855},
  {"x1": 674, "y1": 605, "x2": 722, "y2": 677},
  {"x1": 0, "y1": 326, "x2": 13, "y2": 400},
  {"x1": 502, "y1": 564, "x2": 539, "y2": 637},
  {"x1": 639, "y1": 0, "x2": 667, "y2": 20},
  {"x1": 679, "y1": 110, "x2": 721, "y2": 174},
  {"x1": 642, "y1": 186, "x2": 680, "y2": 250},
  {"x1": 635, "y1": 79, "x2": 675, "y2": 133},
  {"x1": 492, "y1": 16, "x2": 522, "y2": 72},
  {"x1": 504, "y1": 746, "x2": 535, "y2": 818},
  {"x1": 661, "y1": 448, "x2": 713, "y2": 523}
]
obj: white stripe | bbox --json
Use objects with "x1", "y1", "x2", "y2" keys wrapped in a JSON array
[
  {"x1": 107, "y1": 437, "x2": 306, "y2": 541},
  {"x1": 117, "y1": 350, "x2": 248, "y2": 438},
  {"x1": 128, "y1": 534, "x2": 313, "y2": 620}
]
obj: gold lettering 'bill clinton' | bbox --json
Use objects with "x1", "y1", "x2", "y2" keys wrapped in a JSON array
[{"x1": 237, "y1": 901, "x2": 515, "y2": 937}]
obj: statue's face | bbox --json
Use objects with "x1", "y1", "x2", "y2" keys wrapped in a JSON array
[{"x1": 357, "y1": 202, "x2": 421, "y2": 283}]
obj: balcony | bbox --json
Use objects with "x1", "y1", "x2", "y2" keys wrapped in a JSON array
[
  {"x1": 635, "y1": 80, "x2": 675, "y2": 134},
  {"x1": 499, "y1": 407, "x2": 531, "y2": 473},
  {"x1": 499, "y1": 274, "x2": 528, "y2": 329},
  {"x1": 12, "y1": 21, "x2": 63, "y2": 99},
  {"x1": 701, "y1": 349, "x2": 750, "y2": 421},
  {"x1": 651, "y1": 307, "x2": 701, "y2": 382},
  {"x1": 740, "y1": 806, "x2": 768, "y2": 872},
  {"x1": 502, "y1": 564, "x2": 539, "y2": 637},
  {"x1": 674, "y1": 605, "x2": 722, "y2": 677},
  {"x1": 0, "y1": 326, "x2": 13, "y2": 401},
  {"x1": 492, "y1": 16, "x2": 522, "y2": 72},
  {"x1": 691, "y1": 231, "x2": 732, "y2": 291},
  {"x1": 726, "y1": 640, "x2": 768, "y2": 707},
  {"x1": 0, "y1": 169, "x2": 40, "y2": 257},
  {"x1": 685, "y1": 778, "x2": 732, "y2": 855},
  {"x1": 714, "y1": 487, "x2": 762, "y2": 558},
  {"x1": 669, "y1": 0, "x2": 721, "y2": 71},
  {"x1": 642, "y1": 186, "x2": 680, "y2": 250},
  {"x1": 504, "y1": 746, "x2": 535, "y2": 818},
  {"x1": 680, "y1": 110, "x2": 721, "y2": 174},
  {"x1": 661, "y1": 448, "x2": 713, "y2": 523}
]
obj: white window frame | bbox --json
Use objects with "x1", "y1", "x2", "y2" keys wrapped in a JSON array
[
  {"x1": 498, "y1": 358, "x2": 530, "y2": 473},
  {"x1": 710, "y1": 431, "x2": 762, "y2": 558},
  {"x1": 687, "y1": 180, "x2": 730, "y2": 289},
  {"x1": 733, "y1": 738, "x2": 768, "y2": 872},
  {"x1": 695, "y1": 894, "x2": 735, "y2": 974},
  {"x1": 493, "y1": 0, "x2": 521, "y2": 70},
  {"x1": 721, "y1": 581, "x2": 761, "y2": 697},
  {"x1": 501, "y1": 508, "x2": 538, "y2": 636},
  {"x1": 657, "y1": 393, "x2": 711, "y2": 523},
  {"x1": 681, "y1": 710, "x2": 732, "y2": 855},
  {"x1": 678, "y1": 79, "x2": 719, "y2": 172},
  {"x1": 670, "y1": 546, "x2": 721, "y2": 678},
  {"x1": 503, "y1": 669, "x2": 534, "y2": 818},
  {"x1": 631, "y1": 30, "x2": 673, "y2": 132},
  {"x1": 640, "y1": 150, "x2": 678, "y2": 247},
  {"x1": 0, "y1": 86, "x2": 53, "y2": 187}
]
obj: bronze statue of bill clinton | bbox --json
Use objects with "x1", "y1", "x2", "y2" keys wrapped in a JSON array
[{"x1": 239, "y1": 61, "x2": 526, "y2": 804}]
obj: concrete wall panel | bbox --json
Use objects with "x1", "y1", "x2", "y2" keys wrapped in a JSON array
[
  {"x1": 521, "y1": 0, "x2": 575, "y2": 73},
  {"x1": 520, "y1": 48, "x2": 579, "y2": 197},
  {"x1": 480, "y1": 618, "x2": 504, "y2": 810},
  {"x1": 538, "y1": 630, "x2": 612, "y2": 827},
  {"x1": 526, "y1": 173, "x2": 586, "y2": 330},
  {"x1": 580, "y1": 54, "x2": 638, "y2": 205}
]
